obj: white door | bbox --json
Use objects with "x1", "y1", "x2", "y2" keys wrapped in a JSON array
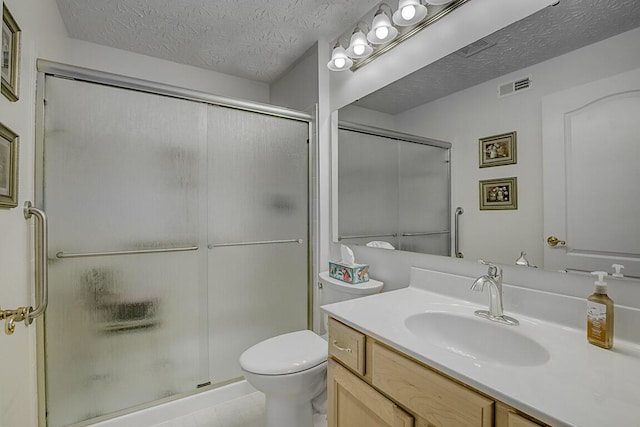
[{"x1": 542, "y1": 68, "x2": 640, "y2": 277}]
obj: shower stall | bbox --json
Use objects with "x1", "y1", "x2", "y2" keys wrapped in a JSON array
[{"x1": 37, "y1": 63, "x2": 312, "y2": 426}]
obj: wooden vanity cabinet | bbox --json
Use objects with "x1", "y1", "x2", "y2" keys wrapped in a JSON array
[
  {"x1": 327, "y1": 318, "x2": 546, "y2": 427},
  {"x1": 328, "y1": 359, "x2": 414, "y2": 427}
]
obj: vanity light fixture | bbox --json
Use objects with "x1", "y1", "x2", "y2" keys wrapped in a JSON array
[
  {"x1": 393, "y1": 0, "x2": 428, "y2": 26},
  {"x1": 327, "y1": 41, "x2": 353, "y2": 71},
  {"x1": 367, "y1": 4, "x2": 398, "y2": 45},
  {"x1": 345, "y1": 22, "x2": 374, "y2": 59},
  {"x1": 327, "y1": 0, "x2": 467, "y2": 72}
]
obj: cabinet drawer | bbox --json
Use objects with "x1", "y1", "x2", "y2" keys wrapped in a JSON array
[
  {"x1": 328, "y1": 318, "x2": 366, "y2": 375},
  {"x1": 371, "y1": 343, "x2": 493, "y2": 427},
  {"x1": 507, "y1": 412, "x2": 543, "y2": 427}
]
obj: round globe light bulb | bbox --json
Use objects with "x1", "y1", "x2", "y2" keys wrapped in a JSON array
[
  {"x1": 353, "y1": 44, "x2": 366, "y2": 56},
  {"x1": 375, "y1": 26, "x2": 389, "y2": 40},
  {"x1": 401, "y1": 5, "x2": 416, "y2": 20},
  {"x1": 334, "y1": 57, "x2": 346, "y2": 69}
]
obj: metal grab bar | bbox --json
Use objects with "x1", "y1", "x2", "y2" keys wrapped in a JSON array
[
  {"x1": 338, "y1": 233, "x2": 397, "y2": 241},
  {"x1": 454, "y1": 207, "x2": 464, "y2": 258},
  {"x1": 1, "y1": 202, "x2": 49, "y2": 334},
  {"x1": 56, "y1": 246, "x2": 199, "y2": 259},
  {"x1": 24, "y1": 202, "x2": 49, "y2": 323},
  {"x1": 401, "y1": 231, "x2": 449, "y2": 237},
  {"x1": 208, "y1": 238, "x2": 303, "y2": 248}
]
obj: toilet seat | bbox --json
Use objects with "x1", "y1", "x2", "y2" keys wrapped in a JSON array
[{"x1": 240, "y1": 330, "x2": 327, "y2": 375}]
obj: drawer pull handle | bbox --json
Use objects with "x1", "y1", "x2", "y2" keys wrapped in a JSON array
[{"x1": 332, "y1": 340, "x2": 352, "y2": 353}]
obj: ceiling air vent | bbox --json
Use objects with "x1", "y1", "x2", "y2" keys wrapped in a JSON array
[
  {"x1": 498, "y1": 76, "x2": 532, "y2": 98},
  {"x1": 456, "y1": 38, "x2": 495, "y2": 58}
]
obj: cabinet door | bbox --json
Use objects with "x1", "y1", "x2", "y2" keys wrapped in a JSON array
[
  {"x1": 371, "y1": 343, "x2": 493, "y2": 427},
  {"x1": 328, "y1": 359, "x2": 414, "y2": 427}
]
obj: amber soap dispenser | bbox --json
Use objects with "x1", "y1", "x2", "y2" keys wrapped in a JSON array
[{"x1": 587, "y1": 271, "x2": 614, "y2": 349}]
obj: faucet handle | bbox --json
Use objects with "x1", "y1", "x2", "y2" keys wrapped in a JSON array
[{"x1": 478, "y1": 259, "x2": 502, "y2": 278}]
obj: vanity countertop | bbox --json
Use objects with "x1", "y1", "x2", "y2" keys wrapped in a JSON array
[{"x1": 321, "y1": 268, "x2": 640, "y2": 427}]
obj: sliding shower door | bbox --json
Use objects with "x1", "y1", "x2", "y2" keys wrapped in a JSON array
[
  {"x1": 41, "y1": 74, "x2": 310, "y2": 426},
  {"x1": 207, "y1": 106, "x2": 309, "y2": 384},
  {"x1": 43, "y1": 77, "x2": 207, "y2": 427}
]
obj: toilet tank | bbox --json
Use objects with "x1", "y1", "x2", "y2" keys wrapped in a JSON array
[
  {"x1": 318, "y1": 271, "x2": 383, "y2": 336},
  {"x1": 319, "y1": 271, "x2": 384, "y2": 306}
]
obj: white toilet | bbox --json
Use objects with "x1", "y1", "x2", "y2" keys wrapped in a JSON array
[{"x1": 239, "y1": 271, "x2": 383, "y2": 427}]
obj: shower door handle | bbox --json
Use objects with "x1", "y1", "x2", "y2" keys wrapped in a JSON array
[{"x1": 208, "y1": 239, "x2": 303, "y2": 248}]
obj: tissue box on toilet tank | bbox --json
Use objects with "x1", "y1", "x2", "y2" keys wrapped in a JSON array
[{"x1": 328, "y1": 261, "x2": 369, "y2": 284}]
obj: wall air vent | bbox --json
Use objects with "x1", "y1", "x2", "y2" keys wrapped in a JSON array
[
  {"x1": 456, "y1": 38, "x2": 496, "y2": 58},
  {"x1": 498, "y1": 76, "x2": 533, "y2": 98}
]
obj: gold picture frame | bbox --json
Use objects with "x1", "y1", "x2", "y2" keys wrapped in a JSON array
[
  {"x1": 479, "y1": 177, "x2": 517, "y2": 210},
  {"x1": 479, "y1": 131, "x2": 516, "y2": 168},
  {"x1": 0, "y1": 122, "x2": 18, "y2": 208},
  {"x1": 1, "y1": 4, "x2": 21, "y2": 102}
]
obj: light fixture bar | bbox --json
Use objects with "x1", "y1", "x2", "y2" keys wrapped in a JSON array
[{"x1": 351, "y1": 0, "x2": 470, "y2": 71}]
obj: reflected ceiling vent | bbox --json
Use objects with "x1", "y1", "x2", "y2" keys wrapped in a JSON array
[
  {"x1": 498, "y1": 76, "x2": 533, "y2": 98},
  {"x1": 456, "y1": 38, "x2": 495, "y2": 58}
]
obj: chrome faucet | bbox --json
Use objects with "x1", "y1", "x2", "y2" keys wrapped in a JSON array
[{"x1": 470, "y1": 260, "x2": 519, "y2": 326}]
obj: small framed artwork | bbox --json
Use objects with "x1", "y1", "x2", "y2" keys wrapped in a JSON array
[
  {"x1": 0, "y1": 122, "x2": 18, "y2": 208},
  {"x1": 479, "y1": 131, "x2": 516, "y2": 168},
  {"x1": 1, "y1": 4, "x2": 21, "y2": 102},
  {"x1": 479, "y1": 177, "x2": 517, "y2": 210}
]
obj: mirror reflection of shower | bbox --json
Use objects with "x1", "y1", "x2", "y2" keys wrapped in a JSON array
[{"x1": 336, "y1": 123, "x2": 451, "y2": 256}]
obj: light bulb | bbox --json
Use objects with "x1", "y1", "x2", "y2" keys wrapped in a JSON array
[
  {"x1": 401, "y1": 5, "x2": 416, "y2": 20},
  {"x1": 334, "y1": 57, "x2": 346, "y2": 69},
  {"x1": 353, "y1": 44, "x2": 365, "y2": 56},
  {"x1": 375, "y1": 26, "x2": 389, "y2": 40}
]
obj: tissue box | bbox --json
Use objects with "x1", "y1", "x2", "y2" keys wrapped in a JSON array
[{"x1": 329, "y1": 261, "x2": 369, "y2": 284}]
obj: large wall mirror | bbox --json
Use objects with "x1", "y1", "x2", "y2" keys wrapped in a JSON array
[{"x1": 333, "y1": 0, "x2": 640, "y2": 277}]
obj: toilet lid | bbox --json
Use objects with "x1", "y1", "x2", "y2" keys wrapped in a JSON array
[{"x1": 239, "y1": 330, "x2": 327, "y2": 375}]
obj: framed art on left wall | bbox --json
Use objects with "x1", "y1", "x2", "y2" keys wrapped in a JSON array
[
  {"x1": 1, "y1": 4, "x2": 21, "y2": 102},
  {"x1": 0, "y1": 122, "x2": 18, "y2": 208}
]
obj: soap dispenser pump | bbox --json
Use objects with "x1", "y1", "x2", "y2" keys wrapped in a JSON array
[{"x1": 587, "y1": 271, "x2": 614, "y2": 349}]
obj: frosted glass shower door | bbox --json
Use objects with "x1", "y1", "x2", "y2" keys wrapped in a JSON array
[
  {"x1": 43, "y1": 77, "x2": 207, "y2": 427},
  {"x1": 207, "y1": 106, "x2": 309, "y2": 384}
]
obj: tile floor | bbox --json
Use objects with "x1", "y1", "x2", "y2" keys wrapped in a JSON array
[{"x1": 151, "y1": 391, "x2": 327, "y2": 427}]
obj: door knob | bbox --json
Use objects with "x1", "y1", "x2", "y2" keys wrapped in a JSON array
[{"x1": 546, "y1": 236, "x2": 566, "y2": 247}]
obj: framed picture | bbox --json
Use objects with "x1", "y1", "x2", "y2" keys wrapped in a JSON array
[
  {"x1": 479, "y1": 131, "x2": 516, "y2": 168},
  {"x1": 1, "y1": 4, "x2": 21, "y2": 102},
  {"x1": 479, "y1": 177, "x2": 517, "y2": 210},
  {"x1": 0, "y1": 122, "x2": 18, "y2": 208}
]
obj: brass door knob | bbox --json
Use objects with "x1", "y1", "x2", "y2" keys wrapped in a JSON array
[{"x1": 546, "y1": 236, "x2": 566, "y2": 247}]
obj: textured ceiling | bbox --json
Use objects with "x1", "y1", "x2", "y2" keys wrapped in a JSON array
[
  {"x1": 55, "y1": 0, "x2": 380, "y2": 83},
  {"x1": 353, "y1": 0, "x2": 640, "y2": 114}
]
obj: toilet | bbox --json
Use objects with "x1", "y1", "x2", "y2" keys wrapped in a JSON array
[{"x1": 239, "y1": 271, "x2": 383, "y2": 427}]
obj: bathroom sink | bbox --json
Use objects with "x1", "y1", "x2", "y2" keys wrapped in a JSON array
[{"x1": 405, "y1": 311, "x2": 550, "y2": 367}]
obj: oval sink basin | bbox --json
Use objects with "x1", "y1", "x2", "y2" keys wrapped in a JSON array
[{"x1": 405, "y1": 312, "x2": 550, "y2": 367}]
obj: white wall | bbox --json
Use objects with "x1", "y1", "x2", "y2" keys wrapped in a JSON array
[
  {"x1": 0, "y1": 1, "x2": 269, "y2": 425},
  {"x1": 394, "y1": 26, "x2": 640, "y2": 267},
  {"x1": 270, "y1": 43, "x2": 318, "y2": 112}
]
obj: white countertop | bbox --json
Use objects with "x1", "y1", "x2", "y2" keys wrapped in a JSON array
[{"x1": 321, "y1": 268, "x2": 640, "y2": 427}]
